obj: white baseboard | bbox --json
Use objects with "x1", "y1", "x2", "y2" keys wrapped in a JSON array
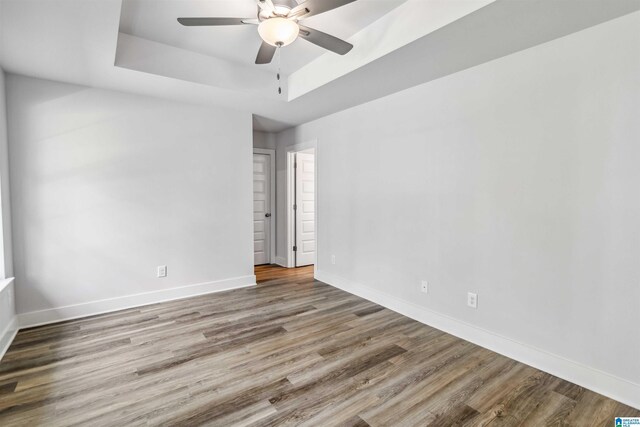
[
  {"x1": 18, "y1": 275, "x2": 256, "y2": 329},
  {"x1": 315, "y1": 269, "x2": 640, "y2": 410},
  {"x1": 274, "y1": 256, "x2": 288, "y2": 267},
  {"x1": 0, "y1": 316, "x2": 18, "y2": 362}
]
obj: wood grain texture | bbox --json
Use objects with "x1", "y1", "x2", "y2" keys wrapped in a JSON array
[{"x1": 0, "y1": 264, "x2": 637, "y2": 426}]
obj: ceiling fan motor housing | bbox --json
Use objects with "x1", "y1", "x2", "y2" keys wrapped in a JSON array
[
  {"x1": 259, "y1": 0, "x2": 299, "y2": 20},
  {"x1": 273, "y1": 0, "x2": 299, "y2": 13}
]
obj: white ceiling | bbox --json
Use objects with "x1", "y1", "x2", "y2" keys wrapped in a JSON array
[
  {"x1": 114, "y1": 0, "x2": 497, "y2": 103},
  {"x1": 1, "y1": 0, "x2": 639, "y2": 132},
  {"x1": 119, "y1": 0, "x2": 409, "y2": 75}
]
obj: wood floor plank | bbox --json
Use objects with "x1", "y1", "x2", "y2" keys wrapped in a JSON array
[{"x1": 0, "y1": 264, "x2": 636, "y2": 426}]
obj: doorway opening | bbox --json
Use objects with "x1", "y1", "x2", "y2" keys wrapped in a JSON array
[
  {"x1": 287, "y1": 147, "x2": 316, "y2": 268},
  {"x1": 253, "y1": 148, "x2": 275, "y2": 266}
]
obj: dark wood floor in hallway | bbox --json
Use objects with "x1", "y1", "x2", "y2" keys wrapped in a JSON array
[{"x1": 0, "y1": 264, "x2": 638, "y2": 426}]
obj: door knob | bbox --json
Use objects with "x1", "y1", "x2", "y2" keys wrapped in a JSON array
[{"x1": 265, "y1": 213, "x2": 271, "y2": 217}]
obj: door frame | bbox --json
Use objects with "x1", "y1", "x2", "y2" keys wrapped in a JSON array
[
  {"x1": 253, "y1": 148, "x2": 276, "y2": 265},
  {"x1": 285, "y1": 140, "x2": 317, "y2": 269}
]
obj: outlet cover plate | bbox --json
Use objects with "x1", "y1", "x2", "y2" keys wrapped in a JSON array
[
  {"x1": 467, "y1": 292, "x2": 478, "y2": 309},
  {"x1": 421, "y1": 281, "x2": 428, "y2": 294},
  {"x1": 157, "y1": 265, "x2": 167, "y2": 278}
]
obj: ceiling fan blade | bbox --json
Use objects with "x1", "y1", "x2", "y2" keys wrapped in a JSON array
[
  {"x1": 177, "y1": 17, "x2": 253, "y2": 26},
  {"x1": 256, "y1": 42, "x2": 277, "y2": 64},
  {"x1": 291, "y1": 0, "x2": 357, "y2": 19},
  {"x1": 298, "y1": 25, "x2": 353, "y2": 55}
]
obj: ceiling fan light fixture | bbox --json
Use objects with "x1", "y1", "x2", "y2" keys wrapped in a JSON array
[{"x1": 258, "y1": 17, "x2": 299, "y2": 47}]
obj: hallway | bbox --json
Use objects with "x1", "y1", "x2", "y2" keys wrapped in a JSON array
[{"x1": 255, "y1": 264, "x2": 314, "y2": 284}]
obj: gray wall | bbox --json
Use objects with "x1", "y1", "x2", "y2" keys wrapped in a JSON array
[
  {"x1": 277, "y1": 11, "x2": 640, "y2": 386},
  {"x1": 7, "y1": 75, "x2": 255, "y2": 316}
]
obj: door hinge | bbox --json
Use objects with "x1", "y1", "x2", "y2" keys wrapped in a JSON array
[
  {"x1": 293, "y1": 204, "x2": 297, "y2": 210},
  {"x1": 294, "y1": 162, "x2": 297, "y2": 169},
  {"x1": 293, "y1": 246, "x2": 297, "y2": 252}
]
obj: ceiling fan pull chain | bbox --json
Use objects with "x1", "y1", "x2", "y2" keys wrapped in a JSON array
[{"x1": 276, "y1": 42, "x2": 283, "y2": 95}]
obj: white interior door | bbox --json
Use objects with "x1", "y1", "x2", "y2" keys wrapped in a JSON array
[
  {"x1": 253, "y1": 153, "x2": 271, "y2": 265},
  {"x1": 295, "y1": 152, "x2": 315, "y2": 266}
]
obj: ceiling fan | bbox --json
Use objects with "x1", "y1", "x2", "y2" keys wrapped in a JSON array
[{"x1": 177, "y1": 0, "x2": 357, "y2": 65}]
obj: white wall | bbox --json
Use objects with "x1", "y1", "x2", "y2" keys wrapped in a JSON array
[
  {"x1": 277, "y1": 11, "x2": 640, "y2": 405},
  {"x1": 7, "y1": 75, "x2": 255, "y2": 324}
]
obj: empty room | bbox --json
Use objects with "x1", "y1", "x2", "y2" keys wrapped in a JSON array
[{"x1": 0, "y1": 0, "x2": 639, "y2": 425}]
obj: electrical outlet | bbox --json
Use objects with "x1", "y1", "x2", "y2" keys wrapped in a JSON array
[
  {"x1": 420, "y1": 280, "x2": 428, "y2": 294},
  {"x1": 331, "y1": 255, "x2": 336, "y2": 265},
  {"x1": 467, "y1": 292, "x2": 478, "y2": 309},
  {"x1": 157, "y1": 265, "x2": 167, "y2": 278}
]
